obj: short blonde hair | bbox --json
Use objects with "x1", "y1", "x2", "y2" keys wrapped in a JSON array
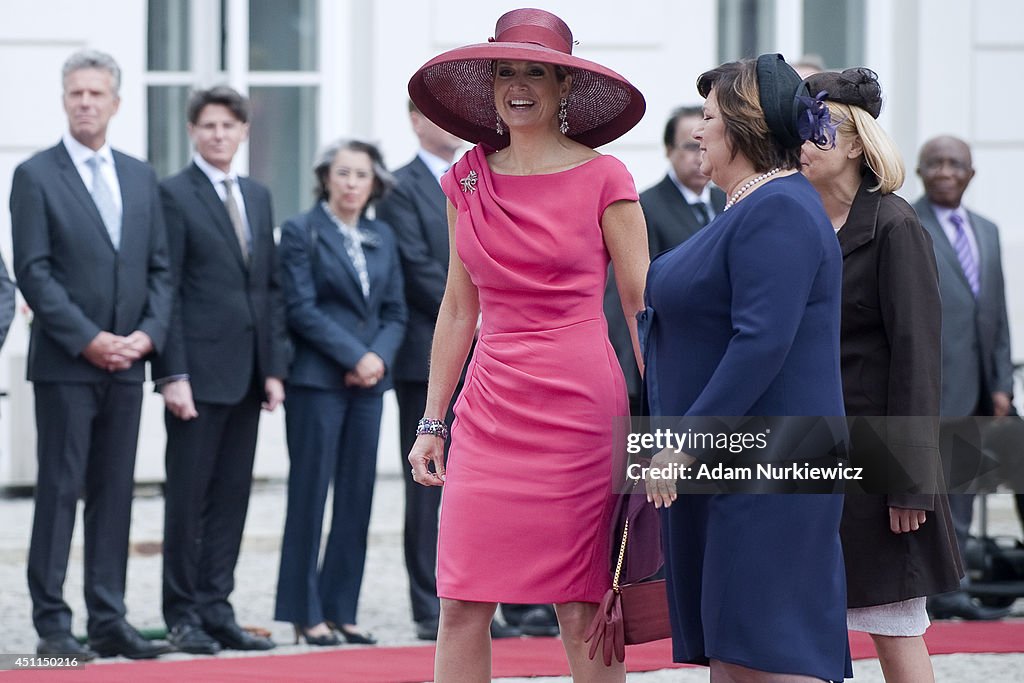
[{"x1": 828, "y1": 101, "x2": 905, "y2": 194}]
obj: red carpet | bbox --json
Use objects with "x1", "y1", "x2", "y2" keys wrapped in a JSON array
[{"x1": 3, "y1": 622, "x2": 1023, "y2": 682}]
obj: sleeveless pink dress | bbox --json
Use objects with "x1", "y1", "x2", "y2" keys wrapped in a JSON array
[{"x1": 436, "y1": 145, "x2": 638, "y2": 603}]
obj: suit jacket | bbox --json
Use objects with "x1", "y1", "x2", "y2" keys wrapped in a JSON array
[
  {"x1": 0, "y1": 253, "x2": 15, "y2": 351},
  {"x1": 913, "y1": 197, "x2": 1013, "y2": 416},
  {"x1": 604, "y1": 176, "x2": 726, "y2": 399},
  {"x1": 375, "y1": 156, "x2": 449, "y2": 383},
  {"x1": 641, "y1": 175, "x2": 726, "y2": 257},
  {"x1": 10, "y1": 141, "x2": 172, "y2": 383},
  {"x1": 279, "y1": 203, "x2": 407, "y2": 393},
  {"x1": 152, "y1": 163, "x2": 289, "y2": 404}
]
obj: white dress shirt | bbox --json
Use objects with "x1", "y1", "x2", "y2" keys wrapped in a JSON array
[
  {"x1": 417, "y1": 149, "x2": 451, "y2": 184},
  {"x1": 62, "y1": 132, "x2": 122, "y2": 213},
  {"x1": 193, "y1": 153, "x2": 252, "y2": 238}
]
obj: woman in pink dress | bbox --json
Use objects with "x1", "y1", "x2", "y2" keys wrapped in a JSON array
[{"x1": 406, "y1": 8, "x2": 648, "y2": 682}]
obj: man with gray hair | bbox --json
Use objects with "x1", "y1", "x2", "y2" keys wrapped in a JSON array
[{"x1": 10, "y1": 49, "x2": 172, "y2": 659}]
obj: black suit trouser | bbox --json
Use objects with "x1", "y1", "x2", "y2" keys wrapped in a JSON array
[
  {"x1": 28, "y1": 381, "x2": 143, "y2": 638},
  {"x1": 162, "y1": 385, "x2": 262, "y2": 629},
  {"x1": 939, "y1": 417, "x2": 984, "y2": 590},
  {"x1": 395, "y1": 379, "x2": 445, "y2": 623}
]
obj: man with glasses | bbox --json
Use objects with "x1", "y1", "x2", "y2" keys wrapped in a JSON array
[
  {"x1": 913, "y1": 135, "x2": 1014, "y2": 620},
  {"x1": 604, "y1": 106, "x2": 725, "y2": 415}
]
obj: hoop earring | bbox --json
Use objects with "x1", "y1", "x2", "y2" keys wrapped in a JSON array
[
  {"x1": 558, "y1": 97, "x2": 569, "y2": 135},
  {"x1": 495, "y1": 114, "x2": 506, "y2": 136}
]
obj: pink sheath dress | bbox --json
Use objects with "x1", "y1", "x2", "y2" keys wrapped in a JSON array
[{"x1": 436, "y1": 145, "x2": 638, "y2": 604}]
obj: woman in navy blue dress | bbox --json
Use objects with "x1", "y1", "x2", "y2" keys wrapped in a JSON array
[{"x1": 643, "y1": 55, "x2": 852, "y2": 681}]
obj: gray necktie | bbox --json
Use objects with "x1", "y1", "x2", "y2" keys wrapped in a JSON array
[
  {"x1": 222, "y1": 178, "x2": 250, "y2": 264},
  {"x1": 85, "y1": 155, "x2": 121, "y2": 249},
  {"x1": 691, "y1": 201, "x2": 710, "y2": 227}
]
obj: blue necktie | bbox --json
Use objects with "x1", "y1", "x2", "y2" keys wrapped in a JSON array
[
  {"x1": 950, "y1": 213, "x2": 979, "y2": 297},
  {"x1": 85, "y1": 155, "x2": 121, "y2": 249}
]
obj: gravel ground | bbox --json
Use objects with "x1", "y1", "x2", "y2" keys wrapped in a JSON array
[{"x1": 1, "y1": 473, "x2": 1022, "y2": 681}]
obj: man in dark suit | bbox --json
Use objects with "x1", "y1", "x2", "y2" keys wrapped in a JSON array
[
  {"x1": 155, "y1": 86, "x2": 288, "y2": 653},
  {"x1": 0, "y1": 255, "x2": 14, "y2": 351},
  {"x1": 377, "y1": 102, "x2": 533, "y2": 640},
  {"x1": 914, "y1": 135, "x2": 1014, "y2": 620},
  {"x1": 605, "y1": 106, "x2": 726, "y2": 414},
  {"x1": 10, "y1": 49, "x2": 172, "y2": 660}
]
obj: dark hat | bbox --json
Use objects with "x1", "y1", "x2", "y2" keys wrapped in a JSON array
[
  {"x1": 804, "y1": 67, "x2": 883, "y2": 119},
  {"x1": 408, "y1": 8, "x2": 646, "y2": 150},
  {"x1": 755, "y1": 53, "x2": 813, "y2": 148}
]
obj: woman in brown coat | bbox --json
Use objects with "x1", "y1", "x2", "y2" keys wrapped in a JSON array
[{"x1": 801, "y1": 68, "x2": 962, "y2": 683}]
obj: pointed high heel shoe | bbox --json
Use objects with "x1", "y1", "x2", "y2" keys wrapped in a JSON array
[
  {"x1": 326, "y1": 621, "x2": 377, "y2": 645},
  {"x1": 292, "y1": 624, "x2": 340, "y2": 646}
]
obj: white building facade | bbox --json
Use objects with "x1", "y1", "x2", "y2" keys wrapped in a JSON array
[{"x1": 1, "y1": 0, "x2": 1021, "y2": 484}]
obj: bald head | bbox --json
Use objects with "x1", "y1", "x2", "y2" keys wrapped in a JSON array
[{"x1": 917, "y1": 135, "x2": 975, "y2": 209}]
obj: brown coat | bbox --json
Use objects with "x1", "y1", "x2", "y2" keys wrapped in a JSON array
[{"x1": 836, "y1": 176, "x2": 963, "y2": 607}]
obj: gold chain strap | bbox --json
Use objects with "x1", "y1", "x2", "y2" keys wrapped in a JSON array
[{"x1": 612, "y1": 519, "x2": 629, "y2": 593}]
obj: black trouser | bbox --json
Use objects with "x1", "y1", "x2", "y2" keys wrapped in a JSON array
[
  {"x1": 395, "y1": 380, "x2": 446, "y2": 623},
  {"x1": 162, "y1": 384, "x2": 262, "y2": 630},
  {"x1": 28, "y1": 381, "x2": 143, "y2": 638}
]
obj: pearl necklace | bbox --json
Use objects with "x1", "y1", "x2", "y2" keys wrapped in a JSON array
[{"x1": 723, "y1": 167, "x2": 782, "y2": 211}]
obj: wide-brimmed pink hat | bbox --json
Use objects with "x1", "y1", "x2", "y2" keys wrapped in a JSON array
[{"x1": 408, "y1": 8, "x2": 645, "y2": 150}]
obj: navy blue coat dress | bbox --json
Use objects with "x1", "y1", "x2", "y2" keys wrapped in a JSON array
[{"x1": 643, "y1": 173, "x2": 852, "y2": 681}]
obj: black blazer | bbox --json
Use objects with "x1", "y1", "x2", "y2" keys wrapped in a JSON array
[
  {"x1": 279, "y1": 204, "x2": 407, "y2": 393},
  {"x1": 152, "y1": 163, "x2": 289, "y2": 404},
  {"x1": 0, "y1": 253, "x2": 15, "y2": 351},
  {"x1": 375, "y1": 156, "x2": 449, "y2": 383},
  {"x1": 641, "y1": 175, "x2": 726, "y2": 257},
  {"x1": 10, "y1": 141, "x2": 172, "y2": 383}
]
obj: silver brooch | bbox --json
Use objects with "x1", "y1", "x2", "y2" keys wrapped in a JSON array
[{"x1": 459, "y1": 170, "x2": 478, "y2": 193}]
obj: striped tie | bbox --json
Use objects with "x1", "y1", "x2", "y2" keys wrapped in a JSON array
[{"x1": 950, "y1": 213, "x2": 979, "y2": 297}]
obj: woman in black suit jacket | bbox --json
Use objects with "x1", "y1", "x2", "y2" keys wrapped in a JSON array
[
  {"x1": 801, "y1": 68, "x2": 961, "y2": 683},
  {"x1": 274, "y1": 139, "x2": 407, "y2": 645}
]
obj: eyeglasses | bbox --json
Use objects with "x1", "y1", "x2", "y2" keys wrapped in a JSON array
[
  {"x1": 920, "y1": 159, "x2": 972, "y2": 175},
  {"x1": 673, "y1": 142, "x2": 701, "y2": 152}
]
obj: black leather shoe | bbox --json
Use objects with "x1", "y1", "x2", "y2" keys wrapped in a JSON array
[
  {"x1": 519, "y1": 606, "x2": 559, "y2": 637},
  {"x1": 206, "y1": 621, "x2": 275, "y2": 651},
  {"x1": 333, "y1": 624, "x2": 377, "y2": 645},
  {"x1": 489, "y1": 618, "x2": 522, "y2": 638},
  {"x1": 167, "y1": 623, "x2": 221, "y2": 655},
  {"x1": 415, "y1": 617, "x2": 439, "y2": 641},
  {"x1": 293, "y1": 624, "x2": 340, "y2": 646},
  {"x1": 36, "y1": 633, "x2": 97, "y2": 661},
  {"x1": 927, "y1": 592, "x2": 1012, "y2": 621},
  {"x1": 88, "y1": 621, "x2": 171, "y2": 659}
]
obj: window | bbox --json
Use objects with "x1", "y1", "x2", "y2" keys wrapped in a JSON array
[
  {"x1": 718, "y1": 0, "x2": 777, "y2": 62},
  {"x1": 802, "y1": 0, "x2": 864, "y2": 70},
  {"x1": 145, "y1": 0, "x2": 320, "y2": 220}
]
